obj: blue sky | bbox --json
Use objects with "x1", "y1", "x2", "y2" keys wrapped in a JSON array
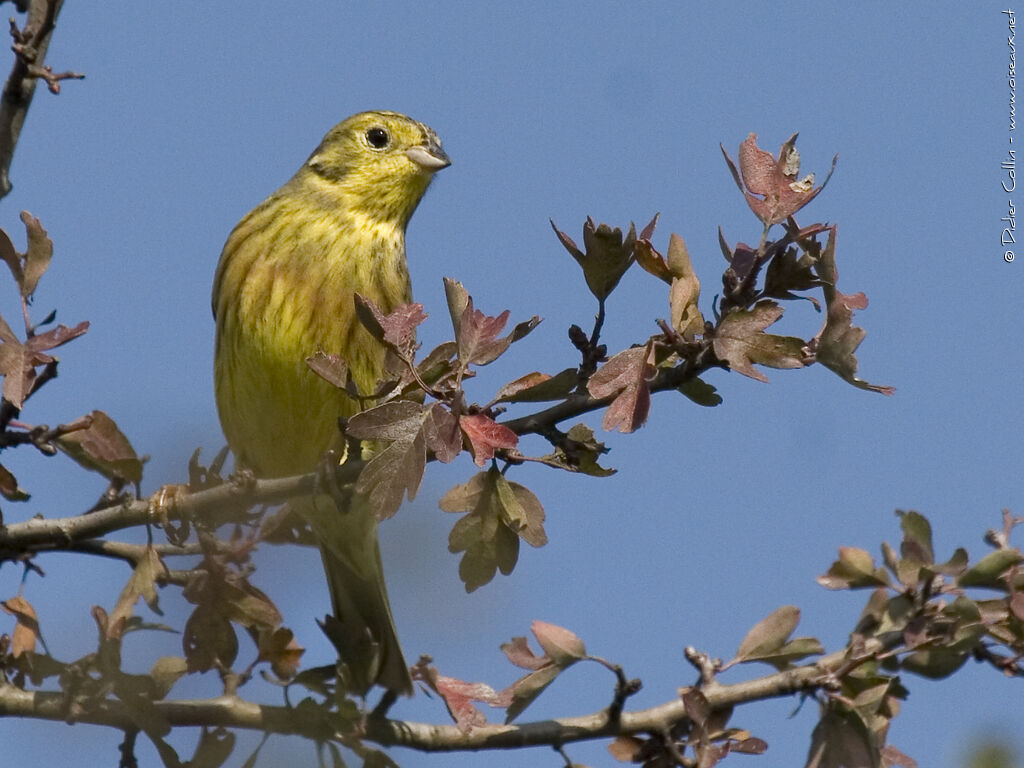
[{"x1": 0, "y1": 3, "x2": 1018, "y2": 767}]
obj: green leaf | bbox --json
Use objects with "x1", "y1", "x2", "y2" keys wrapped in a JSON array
[
  {"x1": 818, "y1": 547, "x2": 892, "y2": 590},
  {"x1": 897, "y1": 510, "x2": 934, "y2": 565},
  {"x1": 957, "y1": 549, "x2": 1023, "y2": 588},
  {"x1": 551, "y1": 217, "x2": 636, "y2": 301}
]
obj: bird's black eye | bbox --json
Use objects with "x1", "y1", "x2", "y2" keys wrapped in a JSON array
[{"x1": 366, "y1": 127, "x2": 390, "y2": 149}]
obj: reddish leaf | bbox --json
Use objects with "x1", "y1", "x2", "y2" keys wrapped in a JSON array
[
  {"x1": 587, "y1": 345, "x2": 653, "y2": 433},
  {"x1": 500, "y1": 621, "x2": 583, "y2": 722},
  {"x1": 722, "y1": 133, "x2": 837, "y2": 225},
  {"x1": 354, "y1": 294, "x2": 426, "y2": 359},
  {"x1": 460, "y1": 412, "x2": 518, "y2": 466},
  {"x1": 411, "y1": 661, "x2": 511, "y2": 733},
  {"x1": 531, "y1": 620, "x2": 586, "y2": 666},
  {"x1": 500, "y1": 636, "x2": 549, "y2": 671},
  {"x1": 0, "y1": 319, "x2": 89, "y2": 410}
]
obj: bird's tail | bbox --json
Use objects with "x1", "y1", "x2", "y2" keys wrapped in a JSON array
[{"x1": 298, "y1": 493, "x2": 413, "y2": 697}]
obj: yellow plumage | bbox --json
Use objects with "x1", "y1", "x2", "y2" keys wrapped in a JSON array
[{"x1": 212, "y1": 111, "x2": 449, "y2": 695}]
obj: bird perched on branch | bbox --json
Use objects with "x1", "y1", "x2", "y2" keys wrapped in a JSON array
[{"x1": 212, "y1": 110, "x2": 450, "y2": 695}]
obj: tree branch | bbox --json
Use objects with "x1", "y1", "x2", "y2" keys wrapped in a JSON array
[{"x1": 0, "y1": 0, "x2": 71, "y2": 198}]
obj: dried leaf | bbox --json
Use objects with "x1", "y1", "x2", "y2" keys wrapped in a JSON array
[
  {"x1": 19, "y1": 211, "x2": 53, "y2": 299},
  {"x1": 108, "y1": 546, "x2": 168, "y2": 638},
  {"x1": 493, "y1": 368, "x2": 577, "y2": 404},
  {"x1": 666, "y1": 233, "x2": 703, "y2": 338},
  {"x1": 2, "y1": 596, "x2": 40, "y2": 656},
  {"x1": 56, "y1": 410, "x2": 143, "y2": 484},
  {"x1": 149, "y1": 656, "x2": 188, "y2": 700},
  {"x1": 258, "y1": 627, "x2": 305, "y2": 680},
  {"x1": 0, "y1": 462, "x2": 29, "y2": 501}
]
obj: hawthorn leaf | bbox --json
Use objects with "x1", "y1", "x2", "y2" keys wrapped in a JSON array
[
  {"x1": 897, "y1": 510, "x2": 934, "y2": 566},
  {"x1": 346, "y1": 401, "x2": 427, "y2": 442},
  {"x1": 722, "y1": 133, "x2": 837, "y2": 226},
  {"x1": 0, "y1": 227, "x2": 22, "y2": 290},
  {"x1": 763, "y1": 244, "x2": 823, "y2": 304},
  {"x1": 306, "y1": 351, "x2": 349, "y2": 389},
  {"x1": 460, "y1": 412, "x2": 518, "y2": 466},
  {"x1": 108, "y1": 546, "x2": 169, "y2": 637},
  {"x1": 0, "y1": 462, "x2": 29, "y2": 501},
  {"x1": 354, "y1": 295, "x2": 425, "y2": 359},
  {"x1": 713, "y1": 300, "x2": 808, "y2": 382},
  {"x1": 635, "y1": 238, "x2": 672, "y2": 284},
  {"x1": 551, "y1": 217, "x2": 637, "y2": 300},
  {"x1": 149, "y1": 656, "x2": 189, "y2": 700},
  {"x1": 502, "y1": 621, "x2": 584, "y2": 722},
  {"x1": 355, "y1": 430, "x2": 427, "y2": 519},
  {"x1": 732, "y1": 605, "x2": 799, "y2": 664},
  {"x1": 587, "y1": 345, "x2": 654, "y2": 433},
  {"x1": 422, "y1": 403, "x2": 461, "y2": 463},
  {"x1": 56, "y1": 410, "x2": 143, "y2": 485},
  {"x1": 257, "y1": 627, "x2": 305, "y2": 680},
  {"x1": 677, "y1": 377, "x2": 723, "y2": 407},
  {"x1": 441, "y1": 469, "x2": 546, "y2": 591},
  {"x1": 817, "y1": 547, "x2": 893, "y2": 590},
  {"x1": 957, "y1": 549, "x2": 1023, "y2": 588},
  {"x1": 493, "y1": 368, "x2": 577, "y2": 404},
  {"x1": 19, "y1": 211, "x2": 53, "y2": 299},
  {"x1": 666, "y1": 233, "x2": 704, "y2": 339},
  {"x1": 541, "y1": 422, "x2": 615, "y2": 476},
  {"x1": 1, "y1": 596, "x2": 41, "y2": 656},
  {"x1": 412, "y1": 661, "x2": 512, "y2": 733},
  {"x1": 812, "y1": 227, "x2": 894, "y2": 395},
  {"x1": 531, "y1": 620, "x2": 586, "y2": 666},
  {"x1": 443, "y1": 277, "x2": 470, "y2": 339}
]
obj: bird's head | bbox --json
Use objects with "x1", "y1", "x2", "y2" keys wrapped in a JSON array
[{"x1": 301, "y1": 110, "x2": 450, "y2": 226}]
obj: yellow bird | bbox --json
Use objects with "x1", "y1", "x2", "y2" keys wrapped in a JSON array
[{"x1": 212, "y1": 111, "x2": 450, "y2": 695}]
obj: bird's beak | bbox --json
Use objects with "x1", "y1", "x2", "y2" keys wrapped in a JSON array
[{"x1": 406, "y1": 142, "x2": 451, "y2": 172}]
